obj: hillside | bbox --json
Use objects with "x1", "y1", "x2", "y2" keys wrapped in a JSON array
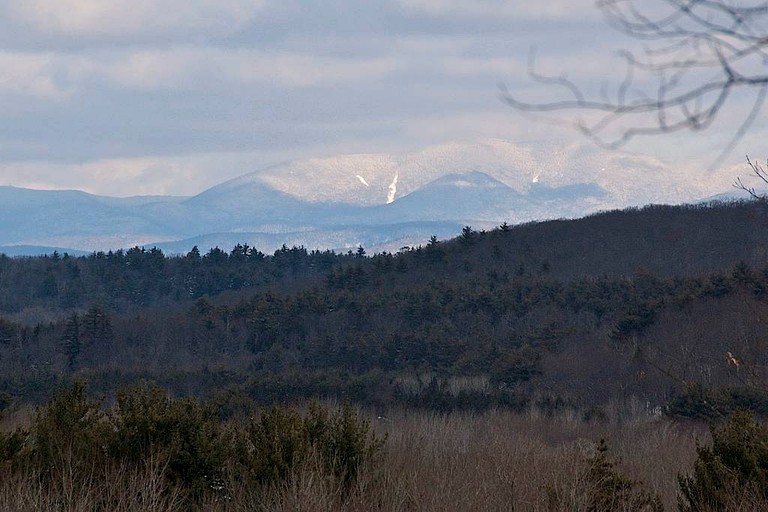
[{"x1": 0, "y1": 200, "x2": 766, "y2": 419}]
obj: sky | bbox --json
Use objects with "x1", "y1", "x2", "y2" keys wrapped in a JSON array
[{"x1": 0, "y1": 0, "x2": 764, "y2": 197}]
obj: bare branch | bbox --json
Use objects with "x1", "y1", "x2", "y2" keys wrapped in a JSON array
[
  {"x1": 502, "y1": 0, "x2": 768, "y2": 158},
  {"x1": 734, "y1": 155, "x2": 768, "y2": 200}
]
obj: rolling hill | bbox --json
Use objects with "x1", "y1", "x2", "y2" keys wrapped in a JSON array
[{"x1": 0, "y1": 140, "x2": 735, "y2": 255}]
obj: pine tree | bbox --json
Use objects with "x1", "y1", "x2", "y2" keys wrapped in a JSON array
[{"x1": 60, "y1": 313, "x2": 81, "y2": 370}]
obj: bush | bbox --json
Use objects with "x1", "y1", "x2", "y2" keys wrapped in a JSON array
[
  {"x1": 669, "y1": 385, "x2": 768, "y2": 420},
  {"x1": 239, "y1": 401, "x2": 385, "y2": 489},
  {"x1": 21, "y1": 380, "x2": 110, "y2": 479},
  {"x1": 0, "y1": 383, "x2": 388, "y2": 506},
  {"x1": 547, "y1": 439, "x2": 662, "y2": 511},
  {"x1": 109, "y1": 385, "x2": 226, "y2": 495},
  {"x1": 307, "y1": 402, "x2": 386, "y2": 486},
  {"x1": 15, "y1": 382, "x2": 227, "y2": 498},
  {"x1": 0, "y1": 428, "x2": 25, "y2": 464},
  {"x1": 584, "y1": 439, "x2": 663, "y2": 512},
  {"x1": 243, "y1": 405, "x2": 309, "y2": 485},
  {"x1": 679, "y1": 410, "x2": 768, "y2": 511}
]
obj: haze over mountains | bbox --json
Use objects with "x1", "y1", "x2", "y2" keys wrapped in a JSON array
[{"x1": 0, "y1": 139, "x2": 735, "y2": 256}]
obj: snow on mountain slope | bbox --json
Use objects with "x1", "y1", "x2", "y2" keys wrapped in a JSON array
[
  {"x1": 362, "y1": 171, "x2": 527, "y2": 224},
  {"x1": 0, "y1": 139, "x2": 731, "y2": 255},
  {"x1": 223, "y1": 139, "x2": 715, "y2": 209},
  {"x1": 355, "y1": 171, "x2": 611, "y2": 226}
]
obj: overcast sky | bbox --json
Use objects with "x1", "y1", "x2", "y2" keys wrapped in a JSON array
[{"x1": 0, "y1": 0, "x2": 763, "y2": 197}]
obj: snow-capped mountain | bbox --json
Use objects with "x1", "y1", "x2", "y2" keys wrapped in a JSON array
[
  {"x1": 0, "y1": 139, "x2": 732, "y2": 255},
  {"x1": 243, "y1": 139, "x2": 717, "y2": 206}
]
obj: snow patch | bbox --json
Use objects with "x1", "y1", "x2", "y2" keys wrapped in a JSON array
[
  {"x1": 355, "y1": 175, "x2": 370, "y2": 187},
  {"x1": 387, "y1": 171, "x2": 398, "y2": 204}
]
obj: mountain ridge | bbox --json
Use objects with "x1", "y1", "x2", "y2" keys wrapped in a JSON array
[{"x1": 0, "y1": 140, "x2": 737, "y2": 255}]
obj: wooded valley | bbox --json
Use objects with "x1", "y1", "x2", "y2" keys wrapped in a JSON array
[{"x1": 2, "y1": 199, "x2": 768, "y2": 509}]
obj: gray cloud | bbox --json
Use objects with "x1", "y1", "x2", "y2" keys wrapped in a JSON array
[
  {"x1": 394, "y1": 0, "x2": 601, "y2": 21},
  {"x1": 0, "y1": 0, "x2": 760, "y2": 197},
  {"x1": 1, "y1": 0, "x2": 268, "y2": 41}
]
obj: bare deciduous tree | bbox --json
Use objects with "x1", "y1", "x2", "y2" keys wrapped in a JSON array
[
  {"x1": 500, "y1": 0, "x2": 768, "y2": 167},
  {"x1": 734, "y1": 156, "x2": 768, "y2": 198}
]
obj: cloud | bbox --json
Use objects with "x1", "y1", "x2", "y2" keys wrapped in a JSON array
[
  {"x1": 0, "y1": 0, "x2": 759, "y2": 201},
  {"x1": 443, "y1": 56, "x2": 522, "y2": 76},
  {"x1": 400, "y1": 111, "x2": 573, "y2": 145},
  {"x1": 0, "y1": 50, "x2": 103, "y2": 100},
  {"x1": 237, "y1": 52, "x2": 401, "y2": 88},
  {"x1": 395, "y1": 0, "x2": 599, "y2": 21},
  {"x1": 0, "y1": 46, "x2": 402, "y2": 104},
  {"x1": 0, "y1": 152, "x2": 263, "y2": 196},
  {"x1": 0, "y1": 52, "x2": 66, "y2": 98},
  {"x1": 394, "y1": 35, "x2": 473, "y2": 54},
  {"x1": 0, "y1": 142, "x2": 393, "y2": 197},
  {"x1": 2, "y1": 0, "x2": 266, "y2": 39},
  {"x1": 104, "y1": 47, "x2": 401, "y2": 90},
  {"x1": 90, "y1": 47, "x2": 399, "y2": 91}
]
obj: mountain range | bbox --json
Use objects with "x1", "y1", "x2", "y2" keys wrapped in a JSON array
[{"x1": 0, "y1": 139, "x2": 736, "y2": 255}]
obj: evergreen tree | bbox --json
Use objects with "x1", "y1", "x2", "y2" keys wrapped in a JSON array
[{"x1": 60, "y1": 313, "x2": 81, "y2": 370}]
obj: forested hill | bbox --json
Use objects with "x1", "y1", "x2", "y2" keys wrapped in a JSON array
[
  {"x1": 1, "y1": 200, "x2": 765, "y2": 313},
  {"x1": 1, "y1": 199, "x2": 767, "y2": 417}
]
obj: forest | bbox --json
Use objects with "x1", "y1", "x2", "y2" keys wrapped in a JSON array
[{"x1": 3, "y1": 199, "x2": 768, "y2": 509}]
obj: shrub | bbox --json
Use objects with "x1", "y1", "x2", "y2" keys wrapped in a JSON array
[
  {"x1": 0, "y1": 428, "x2": 25, "y2": 464},
  {"x1": 547, "y1": 439, "x2": 662, "y2": 511},
  {"x1": 0, "y1": 383, "x2": 387, "y2": 506},
  {"x1": 21, "y1": 381, "x2": 227, "y2": 498},
  {"x1": 584, "y1": 439, "x2": 663, "y2": 512},
  {"x1": 669, "y1": 385, "x2": 768, "y2": 420},
  {"x1": 679, "y1": 410, "x2": 768, "y2": 511},
  {"x1": 109, "y1": 384, "x2": 226, "y2": 495},
  {"x1": 308, "y1": 402, "x2": 386, "y2": 487},
  {"x1": 239, "y1": 401, "x2": 385, "y2": 489},
  {"x1": 243, "y1": 405, "x2": 308, "y2": 485},
  {"x1": 21, "y1": 380, "x2": 110, "y2": 479}
]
